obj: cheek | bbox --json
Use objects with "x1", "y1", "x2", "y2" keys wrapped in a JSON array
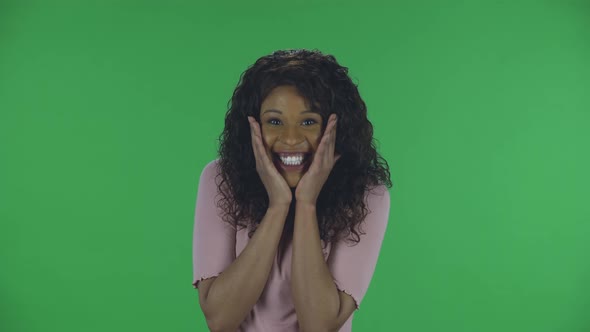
[
  {"x1": 309, "y1": 131, "x2": 322, "y2": 147},
  {"x1": 261, "y1": 133, "x2": 275, "y2": 147}
]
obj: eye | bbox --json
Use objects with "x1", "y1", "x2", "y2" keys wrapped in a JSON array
[
  {"x1": 302, "y1": 119, "x2": 316, "y2": 126},
  {"x1": 268, "y1": 118, "x2": 281, "y2": 126},
  {"x1": 267, "y1": 118, "x2": 318, "y2": 126}
]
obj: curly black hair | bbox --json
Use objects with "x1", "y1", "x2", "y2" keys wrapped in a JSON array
[{"x1": 214, "y1": 48, "x2": 392, "y2": 248}]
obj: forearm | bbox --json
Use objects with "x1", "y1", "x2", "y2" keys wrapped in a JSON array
[
  {"x1": 291, "y1": 202, "x2": 340, "y2": 332},
  {"x1": 205, "y1": 205, "x2": 289, "y2": 332}
]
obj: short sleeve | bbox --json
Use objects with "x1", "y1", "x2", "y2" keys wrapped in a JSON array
[
  {"x1": 192, "y1": 159, "x2": 236, "y2": 289},
  {"x1": 326, "y1": 185, "x2": 390, "y2": 310}
]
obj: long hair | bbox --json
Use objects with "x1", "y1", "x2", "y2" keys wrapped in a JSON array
[{"x1": 215, "y1": 48, "x2": 392, "y2": 248}]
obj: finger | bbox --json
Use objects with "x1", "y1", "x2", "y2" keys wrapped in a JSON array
[
  {"x1": 249, "y1": 117, "x2": 263, "y2": 167},
  {"x1": 318, "y1": 126, "x2": 331, "y2": 167},
  {"x1": 250, "y1": 117, "x2": 267, "y2": 168},
  {"x1": 329, "y1": 119, "x2": 336, "y2": 161},
  {"x1": 323, "y1": 115, "x2": 337, "y2": 165},
  {"x1": 252, "y1": 118, "x2": 274, "y2": 168}
]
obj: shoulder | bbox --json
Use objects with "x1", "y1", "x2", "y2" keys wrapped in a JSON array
[
  {"x1": 362, "y1": 184, "x2": 391, "y2": 232},
  {"x1": 198, "y1": 159, "x2": 222, "y2": 185},
  {"x1": 196, "y1": 159, "x2": 224, "y2": 199},
  {"x1": 201, "y1": 158, "x2": 220, "y2": 177},
  {"x1": 365, "y1": 184, "x2": 390, "y2": 208}
]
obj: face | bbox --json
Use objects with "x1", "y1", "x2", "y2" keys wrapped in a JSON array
[{"x1": 259, "y1": 85, "x2": 324, "y2": 188}]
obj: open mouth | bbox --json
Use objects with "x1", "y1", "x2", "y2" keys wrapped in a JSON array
[{"x1": 272, "y1": 153, "x2": 312, "y2": 170}]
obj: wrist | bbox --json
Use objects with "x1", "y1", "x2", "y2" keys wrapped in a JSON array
[
  {"x1": 295, "y1": 201, "x2": 316, "y2": 211},
  {"x1": 268, "y1": 203, "x2": 291, "y2": 213}
]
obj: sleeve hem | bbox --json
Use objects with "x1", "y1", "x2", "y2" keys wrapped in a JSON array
[
  {"x1": 333, "y1": 279, "x2": 360, "y2": 311},
  {"x1": 192, "y1": 272, "x2": 223, "y2": 289}
]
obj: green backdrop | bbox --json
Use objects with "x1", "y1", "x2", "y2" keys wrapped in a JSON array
[{"x1": 1, "y1": 1, "x2": 589, "y2": 331}]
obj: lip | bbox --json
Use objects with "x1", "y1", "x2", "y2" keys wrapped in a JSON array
[
  {"x1": 273, "y1": 151, "x2": 310, "y2": 157},
  {"x1": 272, "y1": 153, "x2": 312, "y2": 172}
]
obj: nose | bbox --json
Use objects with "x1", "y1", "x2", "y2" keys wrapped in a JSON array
[{"x1": 278, "y1": 125, "x2": 304, "y2": 145}]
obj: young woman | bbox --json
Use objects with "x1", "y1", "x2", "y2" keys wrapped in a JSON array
[{"x1": 192, "y1": 49, "x2": 393, "y2": 332}]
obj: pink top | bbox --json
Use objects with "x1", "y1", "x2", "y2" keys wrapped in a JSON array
[{"x1": 192, "y1": 159, "x2": 391, "y2": 332}]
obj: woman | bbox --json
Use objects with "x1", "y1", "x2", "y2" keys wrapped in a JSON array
[{"x1": 192, "y1": 49, "x2": 392, "y2": 332}]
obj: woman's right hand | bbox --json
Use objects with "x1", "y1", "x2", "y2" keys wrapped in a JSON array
[{"x1": 248, "y1": 116, "x2": 293, "y2": 208}]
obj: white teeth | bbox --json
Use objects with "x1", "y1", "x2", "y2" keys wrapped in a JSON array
[{"x1": 279, "y1": 155, "x2": 304, "y2": 166}]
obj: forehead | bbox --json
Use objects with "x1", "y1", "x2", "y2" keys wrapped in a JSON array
[
  {"x1": 260, "y1": 86, "x2": 321, "y2": 115},
  {"x1": 262, "y1": 85, "x2": 306, "y2": 106}
]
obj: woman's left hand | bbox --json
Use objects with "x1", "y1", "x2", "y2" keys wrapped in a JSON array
[{"x1": 295, "y1": 113, "x2": 341, "y2": 206}]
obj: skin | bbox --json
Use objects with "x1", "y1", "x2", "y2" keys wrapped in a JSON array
[
  {"x1": 248, "y1": 86, "x2": 355, "y2": 332},
  {"x1": 259, "y1": 85, "x2": 324, "y2": 189},
  {"x1": 253, "y1": 85, "x2": 354, "y2": 330},
  {"x1": 202, "y1": 109, "x2": 344, "y2": 331}
]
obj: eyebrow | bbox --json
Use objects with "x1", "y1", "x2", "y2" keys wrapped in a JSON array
[{"x1": 262, "y1": 109, "x2": 319, "y2": 115}]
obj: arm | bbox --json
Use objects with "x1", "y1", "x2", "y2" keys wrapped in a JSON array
[
  {"x1": 291, "y1": 202, "x2": 341, "y2": 332},
  {"x1": 291, "y1": 186, "x2": 391, "y2": 332},
  {"x1": 201, "y1": 204, "x2": 290, "y2": 332}
]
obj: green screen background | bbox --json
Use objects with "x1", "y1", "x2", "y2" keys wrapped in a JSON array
[{"x1": 1, "y1": 1, "x2": 589, "y2": 331}]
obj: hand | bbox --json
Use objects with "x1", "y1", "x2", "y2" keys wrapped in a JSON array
[
  {"x1": 248, "y1": 116, "x2": 293, "y2": 208},
  {"x1": 295, "y1": 114, "x2": 341, "y2": 206}
]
